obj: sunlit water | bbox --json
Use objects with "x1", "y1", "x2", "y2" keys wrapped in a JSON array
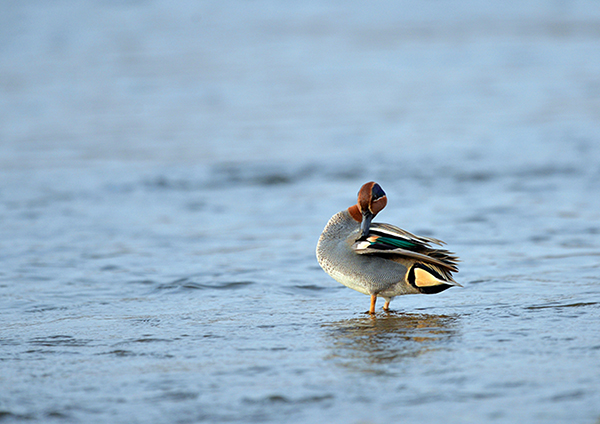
[{"x1": 2, "y1": 1, "x2": 600, "y2": 423}]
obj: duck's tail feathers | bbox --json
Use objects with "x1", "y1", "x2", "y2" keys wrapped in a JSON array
[{"x1": 408, "y1": 264, "x2": 462, "y2": 294}]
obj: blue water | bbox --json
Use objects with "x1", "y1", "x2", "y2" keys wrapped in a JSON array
[{"x1": 2, "y1": 1, "x2": 600, "y2": 423}]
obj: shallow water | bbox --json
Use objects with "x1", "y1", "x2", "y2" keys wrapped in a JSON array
[{"x1": 2, "y1": 1, "x2": 600, "y2": 423}]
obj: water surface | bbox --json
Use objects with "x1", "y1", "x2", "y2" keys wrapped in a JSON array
[{"x1": 2, "y1": 1, "x2": 600, "y2": 423}]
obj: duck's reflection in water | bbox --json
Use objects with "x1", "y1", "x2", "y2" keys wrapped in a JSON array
[{"x1": 322, "y1": 312, "x2": 459, "y2": 374}]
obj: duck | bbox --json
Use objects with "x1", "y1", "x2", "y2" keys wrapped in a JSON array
[{"x1": 316, "y1": 182, "x2": 460, "y2": 314}]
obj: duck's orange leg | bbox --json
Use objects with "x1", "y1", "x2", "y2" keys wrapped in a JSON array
[
  {"x1": 369, "y1": 294, "x2": 377, "y2": 314},
  {"x1": 383, "y1": 300, "x2": 390, "y2": 311}
]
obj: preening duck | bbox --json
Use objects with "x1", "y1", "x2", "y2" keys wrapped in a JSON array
[{"x1": 316, "y1": 182, "x2": 460, "y2": 314}]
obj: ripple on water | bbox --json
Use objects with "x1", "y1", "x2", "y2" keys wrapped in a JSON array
[
  {"x1": 151, "y1": 278, "x2": 255, "y2": 293},
  {"x1": 136, "y1": 160, "x2": 369, "y2": 193},
  {"x1": 102, "y1": 349, "x2": 137, "y2": 357},
  {"x1": 243, "y1": 393, "x2": 335, "y2": 405},
  {"x1": 0, "y1": 411, "x2": 34, "y2": 421},
  {"x1": 153, "y1": 391, "x2": 199, "y2": 402},
  {"x1": 25, "y1": 305, "x2": 69, "y2": 314},
  {"x1": 29, "y1": 335, "x2": 91, "y2": 347},
  {"x1": 525, "y1": 301, "x2": 599, "y2": 310},
  {"x1": 285, "y1": 283, "x2": 340, "y2": 297},
  {"x1": 210, "y1": 162, "x2": 314, "y2": 187}
]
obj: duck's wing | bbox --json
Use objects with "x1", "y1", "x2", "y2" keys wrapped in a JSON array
[
  {"x1": 368, "y1": 222, "x2": 447, "y2": 246},
  {"x1": 351, "y1": 222, "x2": 460, "y2": 276}
]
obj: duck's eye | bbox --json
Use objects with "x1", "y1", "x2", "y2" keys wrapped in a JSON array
[{"x1": 372, "y1": 183, "x2": 386, "y2": 200}]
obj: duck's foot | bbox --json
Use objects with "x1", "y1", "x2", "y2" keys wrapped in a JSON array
[{"x1": 382, "y1": 300, "x2": 391, "y2": 312}]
